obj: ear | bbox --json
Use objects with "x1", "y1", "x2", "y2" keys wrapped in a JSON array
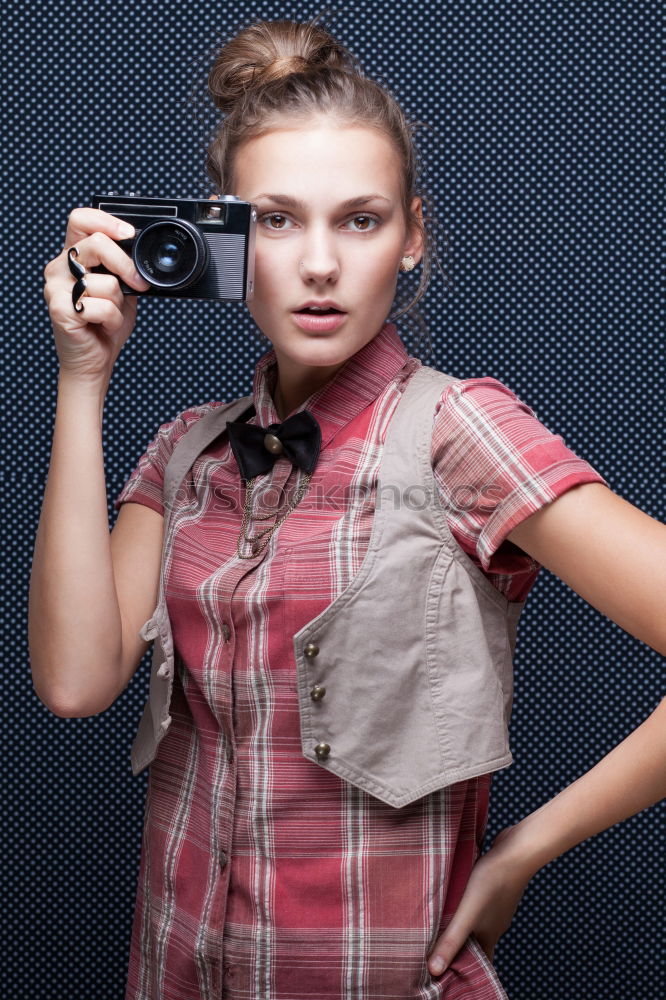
[{"x1": 403, "y1": 196, "x2": 425, "y2": 265}]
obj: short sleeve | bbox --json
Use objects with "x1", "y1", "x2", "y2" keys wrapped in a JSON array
[
  {"x1": 431, "y1": 377, "x2": 610, "y2": 597},
  {"x1": 113, "y1": 401, "x2": 225, "y2": 516}
]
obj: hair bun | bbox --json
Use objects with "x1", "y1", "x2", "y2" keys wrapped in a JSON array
[{"x1": 209, "y1": 18, "x2": 358, "y2": 113}]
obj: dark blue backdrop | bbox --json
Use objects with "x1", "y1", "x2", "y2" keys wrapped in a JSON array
[{"x1": 6, "y1": 1, "x2": 663, "y2": 998}]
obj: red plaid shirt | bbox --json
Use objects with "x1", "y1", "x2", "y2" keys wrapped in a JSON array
[{"x1": 114, "y1": 322, "x2": 607, "y2": 999}]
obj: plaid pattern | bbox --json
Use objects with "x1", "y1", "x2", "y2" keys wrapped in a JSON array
[{"x1": 115, "y1": 323, "x2": 607, "y2": 999}]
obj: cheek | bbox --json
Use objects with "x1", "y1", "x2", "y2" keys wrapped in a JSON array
[
  {"x1": 353, "y1": 233, "x2": 403, "y2": 273},
  {"x1": 358, "y1": 249, "x2": 401, "y2": 292},
  {"x1": 253, "y1": 248, "x2": 287, "y2": 296}
]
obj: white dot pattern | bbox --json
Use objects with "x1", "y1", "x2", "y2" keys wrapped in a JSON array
[{"x1": 6, "y1": 1, "x2": 663, "y2": 998}]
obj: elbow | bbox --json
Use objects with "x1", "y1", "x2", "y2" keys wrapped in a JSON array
[
  {"x1": 646, "y1": 625, "x2": 666, "y2": 659},
  {"x1": 44, "y1": 698, "x2": 103, "y2": 720},
  {"x1": 624, "y1": 612, "x2": 666, "y2": 658},
  {"x1": 34, "y1": 690, "x2": 100, "y2": 719},
  {"x1": 31, "y1": 676, "x2": 113, "y2": 719}
]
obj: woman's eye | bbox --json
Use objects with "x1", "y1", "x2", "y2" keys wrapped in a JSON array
[
  {"x1": 258, "y1": 212, "x2": 378, "y2": 232},
  {"x1": 260, "y1": 213, "x2": 292, "y2": 231},
  {"x1": 346, "y1": 215, "x2": 379, "y2": 232}
]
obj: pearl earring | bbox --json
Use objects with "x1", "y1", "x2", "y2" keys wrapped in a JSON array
[{"x1": 399, "y1": 255, "x2": 416, "y2": 272}]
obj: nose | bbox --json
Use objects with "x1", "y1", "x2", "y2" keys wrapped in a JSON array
[{"x1": 298, "y1": 226, "x2": 340, "y2": 284}]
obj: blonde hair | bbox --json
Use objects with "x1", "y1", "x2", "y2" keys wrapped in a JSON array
[{"x1": 206, "y1": 16, "x2": 442, "y2": 352}]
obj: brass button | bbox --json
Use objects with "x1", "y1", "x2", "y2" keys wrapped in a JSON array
[
  {"x1": 314, "y1": 742, "x2": 331, "y2": 760},
  {"x1": 263, "y1": 432, "x2": 284, "y2": 454},
  {"x1": 221, "y1": 622, "x2": 231, "y2": 642},
  {"x1": 310, "y1": 685, "x2": 326, "y2": 701},
  {"x1": 304, "y1": 642, "x2": 319, "y2": 659}
]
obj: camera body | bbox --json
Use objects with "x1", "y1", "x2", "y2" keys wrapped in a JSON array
[{"x1": 90, "y1": 193, "x2": 256, "y2": 302}]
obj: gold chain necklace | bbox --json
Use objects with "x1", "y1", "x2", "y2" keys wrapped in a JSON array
[{"x1": 237, "y1": 470, "x2": 312, "y2": 559}]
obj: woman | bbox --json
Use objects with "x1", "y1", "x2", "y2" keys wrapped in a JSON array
[{"x1": 30, "y1": 17, "x2": 664, "y2": 1000}]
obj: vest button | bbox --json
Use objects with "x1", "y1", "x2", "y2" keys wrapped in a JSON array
[
  {"x1": 314, "y1": 742, "x2": 330, "y2": 760},
  {"x1": 310, "y1": 684, "x2": 326, "y2": 701},
  {"x1": 263, "y1": 432, "x2": 284, "y2": 454},
  {"x1": 304, "y1": 642, "x2": 320, "y2": 658}
]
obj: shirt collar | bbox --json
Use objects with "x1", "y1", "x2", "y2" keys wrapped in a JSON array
[{"x1": 251, "y1": 322, "x2": 416, "y2": 448}]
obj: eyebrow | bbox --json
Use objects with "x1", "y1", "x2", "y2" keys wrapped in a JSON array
[{"x1": 252, "y1": 193, "x2": 392, "y2": 210}]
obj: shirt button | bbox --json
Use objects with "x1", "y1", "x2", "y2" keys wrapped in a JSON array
[
  {"x1": 314, "y1": 742, "x2": 331, "y2": 760},
  {"x1": 219, "y1": 850, "x2": 229, "y2": 869},
  {"x1": 304, "y1": 642, "x2": 319, "y2": 658},
  {"x1": 221, "y1": 622, "x2": 231, "y2": 642},
  {"x1": 310, "y1": 684, "x2": 326, "y2": 701}
]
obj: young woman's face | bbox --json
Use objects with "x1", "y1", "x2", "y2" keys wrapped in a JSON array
[{"x1": 232, "y1": 121, "x2": 423, "y2": 399}]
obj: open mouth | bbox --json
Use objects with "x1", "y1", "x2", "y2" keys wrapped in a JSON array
[
  {"x1": 297, "y1": 307, "x2": 345, "y2": 315},
  {"x1": 292, "y1": 308, "x2": 348, "y2": 330}
]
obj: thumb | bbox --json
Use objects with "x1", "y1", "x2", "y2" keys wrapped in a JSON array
[{"x1": 427, "y1": 912, "x2": 472, "y2": 977}]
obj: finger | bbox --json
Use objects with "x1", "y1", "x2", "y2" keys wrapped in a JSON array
[
  {"x1": 64, "y1": 233, "x2": 150, "y2": 292},
  {"x1": 72, "y1": 295, "x2": 128, "y2": 333},
  {"x1": 427, "y1": 924, "x2": 468, "y2": 977},
  {"x1": 65, "y1": 207, "x2": 136, "y2": 247},
  {"x1": 49, "y1": 288, "x2": 127, "y2": 333},
  {"x1": 77, "y1": 272, "x2": 127, "y2": 310}
]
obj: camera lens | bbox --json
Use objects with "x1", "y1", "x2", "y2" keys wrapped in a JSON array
[
  {"x1": 133, "y1": 220, "x2": 208, "y2": 289},
  {"x1": 155, "y1": 238, "x2": 181, "y2": 274}
]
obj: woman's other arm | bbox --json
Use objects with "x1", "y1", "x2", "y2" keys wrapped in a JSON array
[
  {"x1": 428, "y1": 480, "x2": 665, "y2": 975},
  {"x1": 428, "y1": 694, "x2": 666, "y2": 975},
  {"x1": 507, "y1": 481, "x2": 666, "y2": 655},
  {"x1": 499, "y1": 693, "x2": 666, "y2": 876}
]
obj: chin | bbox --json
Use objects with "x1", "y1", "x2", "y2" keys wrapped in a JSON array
[{"x1": 289, "y1": 343, "x2": 352, "y2": 366}]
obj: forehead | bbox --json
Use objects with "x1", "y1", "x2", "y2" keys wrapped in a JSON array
[{"x1": 233, "y1": 124, "x2": 403, "y2": 203}]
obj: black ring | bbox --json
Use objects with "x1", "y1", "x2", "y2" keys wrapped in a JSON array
[{"x1": 67, "y1": 246, "x2": 87, "y2": 313}]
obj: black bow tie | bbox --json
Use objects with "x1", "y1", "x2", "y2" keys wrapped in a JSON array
[{"x1": 226, "y1": 409, "x2": 321, "y2": 481}]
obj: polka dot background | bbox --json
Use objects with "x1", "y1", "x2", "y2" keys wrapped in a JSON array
[{"x1": 5, "y1": 0, "x2": 663, "y2": 997}]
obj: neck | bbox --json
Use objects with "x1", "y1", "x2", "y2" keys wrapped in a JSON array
[{"x1": 272, "y1": 362, "x2": 345, "y2": 419}]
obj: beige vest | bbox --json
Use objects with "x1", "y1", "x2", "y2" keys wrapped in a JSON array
[{"x1": 131, "y1": 365, "x2": 524, "y2": 807}]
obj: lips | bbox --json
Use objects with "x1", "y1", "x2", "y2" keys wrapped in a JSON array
[
  {"x1": 291, "y1": 309, "x2": 348, "y2": 332},
  {"x1": 298, "y1": 307, "x2": 342, "y2": 314},
  {"x1": 295, "y1": 300, "x2": 346, "y2": 314}
]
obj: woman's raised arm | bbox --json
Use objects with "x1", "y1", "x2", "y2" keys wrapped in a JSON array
[{"x1": 28, "y1": 207, "x2": 157, "y2": 717}]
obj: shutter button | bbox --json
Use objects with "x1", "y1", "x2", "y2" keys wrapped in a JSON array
[
  {"x1": 263, "y1": 433, "x2": 283, "y2": 454},
  {"x1": 314, "y1": 742, "x2": 331, "y2": 761}
]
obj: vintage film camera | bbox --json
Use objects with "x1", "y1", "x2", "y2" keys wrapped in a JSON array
[{"x1": 90, "y1": 194, "x2": 256, "y2": 302}]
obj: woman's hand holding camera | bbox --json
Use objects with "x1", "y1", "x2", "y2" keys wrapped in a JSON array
[{"x1": 43, "y1": 208, "x2": 150, "y2": 388}]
